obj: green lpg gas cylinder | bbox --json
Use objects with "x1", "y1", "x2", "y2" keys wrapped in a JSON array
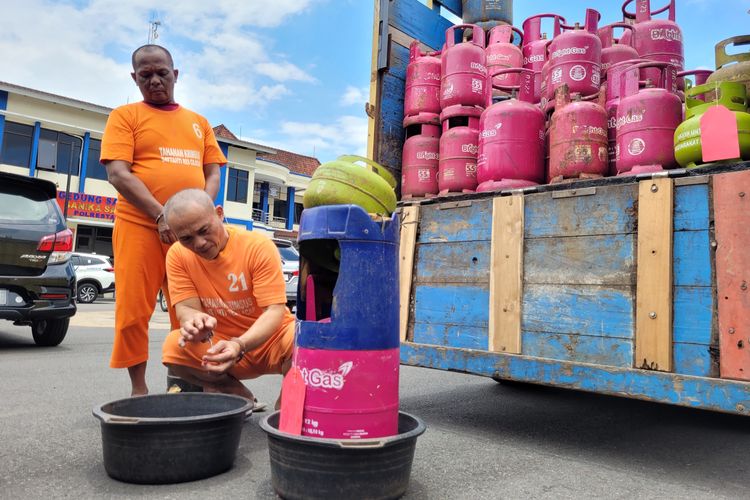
[
  {"x1": 303, "y1": 155, "x2": 397, "y2": 215},
  {"x1": 674, "y1": 82, "x2": 750, "y2": 169}
]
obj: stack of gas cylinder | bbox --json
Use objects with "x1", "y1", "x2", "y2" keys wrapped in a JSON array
[{"x1": 400, "y1": 0, "x2": 750, "y2": 199}]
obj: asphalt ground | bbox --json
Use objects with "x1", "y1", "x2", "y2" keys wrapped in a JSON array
[{"x1": 1, "y1": 303, "x2": 748, "y2": 499}]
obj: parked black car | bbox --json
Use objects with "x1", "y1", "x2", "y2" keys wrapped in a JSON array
[{"x1": 0, "y1": 172, "x2": 76, "y2": 346}]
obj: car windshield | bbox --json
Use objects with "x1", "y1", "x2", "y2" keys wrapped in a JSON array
[
  {"x1": 277, "y1": 246, "x2": 299, "y2": 262},
  {"x1": 0, "y1": 185, "x2": 59, "y2": 224}
]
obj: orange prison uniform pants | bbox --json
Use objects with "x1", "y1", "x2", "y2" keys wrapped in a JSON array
[
  {"x1": 110, "y1": 217, "x2": 179, "y2": 368},
  {"x1": 162, "y1": 321, "x2": 295, "y2": 379}
]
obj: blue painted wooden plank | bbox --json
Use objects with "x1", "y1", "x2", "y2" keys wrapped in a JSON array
[
  {"x1": 673, "y1": 230, "x2": 712, "y2": 287},
  {"x1": 415, "y1": 241, "x2": 490, "y2": 283},
  {"x1": 418, "y1": 199, "x2": 493, "y2": 243},
  {"x1": 521, "y1": 332, "x2": 633, "y2": 367},
  {"x1": 413, "y1": 284, "x2": 489, "y2": 327},
  {"x1": 390, "y1": 0, "x2": 454, "y2": 51},
  {"x1": 524, "y1": 234, "x2": 636, "y2": 286},
  {"x1": 524, "y1": 184, "x2": 638, "y2": 238},
  {"x1": 438, "y1": 0, "x2": 461, "y2": 16},
  {"x1": 674, "y1": 183, "x2": 710, "y2": 231},
  {"x1": 673, "y1": 286, "x2": 714, "y2": 345},
  {"x1": 378, "y1": 73, "x2": 405, "y2": 172},
  {"x1": 673, "y1": 343, "x2": 716, "y2": 378},
  {"x1": 412, "y1": 323, "x2": 487, "y2": 350},
  {"x1": 387, "y1": 40, "x2": 409, "y2": 81},
  {"x1": 400, "y1": 343, "x2": 750, "y2": 415},
  {"x1": 523, "y1": 284, "x2": 634, "y2": 339}
]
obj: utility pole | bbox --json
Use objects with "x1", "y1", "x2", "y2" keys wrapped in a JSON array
[{"x1": 148, "y1": 19, "x2": 161, "y2": 44}]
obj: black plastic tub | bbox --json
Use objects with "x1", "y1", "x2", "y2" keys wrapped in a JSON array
[
  {"x1": 92, "y1": 393, "x2": 252, "y2": 484},
  {"x1": 260, "y1": 411, "x2": 426, "y2": 500}
]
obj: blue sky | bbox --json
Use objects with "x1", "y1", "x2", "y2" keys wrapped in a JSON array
[{"x1": 0, "y1": 1, "x2": 747, "y2": 163}]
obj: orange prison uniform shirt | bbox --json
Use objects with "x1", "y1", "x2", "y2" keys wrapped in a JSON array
[
  {"x1": 162, "y1": 227, "x2": 296, "y2": 378},
  {"x1": 101, "y1": 102, "x2": 227, "y2": 368}
]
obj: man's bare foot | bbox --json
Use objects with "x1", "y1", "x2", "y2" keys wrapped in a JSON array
[{"x1": 131, "y1": 386, "x2": 148, "y2": 397}]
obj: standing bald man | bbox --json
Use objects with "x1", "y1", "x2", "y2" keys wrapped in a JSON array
[{"x1": 101, "y1": 44, "x2": 227, "y2": 396}]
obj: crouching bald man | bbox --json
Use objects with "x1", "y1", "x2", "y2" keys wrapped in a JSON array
[{"x1": 161, "y1": 189, "x2": 295, "y2": 409}]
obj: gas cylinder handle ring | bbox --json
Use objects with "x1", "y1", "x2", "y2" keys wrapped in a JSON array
[
  {"x1": 621, "y1": 0, "x2": 671, "y2": 20},
  {"x1": 490, "y1": 68, "x2": 536, "y2": 103},
  {"x1": 606, "y1": 22, "x2": 636, "y2": 47},
  {"x1": 715, "y1": 35, "x2": 750, "y2": 69}
]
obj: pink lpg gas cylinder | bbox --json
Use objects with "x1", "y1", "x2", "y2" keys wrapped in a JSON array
[
  {"x1": 404, "y1": 41, "x2": 442, "y2": 117},
  {"x1": 598, "y1": 23, "x2": 639, "y2": 82},
  {"x1": 549, "y1": 85, "x2": 609, "y2": 183},
  {"x1": 545, "y1": 9, "x2": 602, "y2": 103},
  {"x1": 605, "y1": 59, "x2": 646, "y2": 174},
  {"x1": 401, "y1": 113, "x2": 440, "y2": 199},
  {"x1": 441, "y1": 24, "x2": 487, "y2": 109},
  {"x1": 622, "y1": 0, "x2": 684, "y2": 89},
  {"x1": 616, "y1": 61, "x2": 682, "y2": 174},
  {"x1": 295, "y1": 348, "x2": 400, "y2": 439},
  {"x1": 522, "y1": 13, "x2": 566, "y2": 103},
  {"x1": 477, "y1": 68, "x2": 545, "y2": 189},
  {"x1": 438, "y1": 105, "x2": 482, "y2": 194},
  {"x1": 486, "y1": 25, "x2": 523, "y2": 91}
]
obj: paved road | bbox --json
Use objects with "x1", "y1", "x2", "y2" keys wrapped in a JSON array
[{"x1": 1, "y1": 304, "x2": 748, "y2": 499}]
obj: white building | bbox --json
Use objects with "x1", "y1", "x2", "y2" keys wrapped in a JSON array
[{"x1": 0, "y1": 81, "x2": 318, "y2": 256}]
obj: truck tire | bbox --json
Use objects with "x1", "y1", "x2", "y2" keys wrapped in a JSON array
[{"x1": 31, "y1": 318, "x2": 69, "y2": 347}]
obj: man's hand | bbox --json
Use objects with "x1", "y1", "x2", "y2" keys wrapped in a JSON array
[
  {"x1": 157, "y1": 215, "x2": 177, "y2": 244},
  {"x1": 201, "y1": 340, "x2": 242, "y2": 374},
  {"x1": 179, "y1": 312, "x2": 217, "y2": 347}
]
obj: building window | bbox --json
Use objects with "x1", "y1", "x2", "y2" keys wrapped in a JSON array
[
  {"x1": 273, "y1": 199, "x2": 287, "y2": 218},
  {"x1": 227, "y1": 167, "x2": 248, "y2": 203},
  {"x1": 0, "y1": 121, "x2": 33, "y2": 168},
  {"x1": 85, "y1": 138, "x2": 108, "y2": 180},
  {"x1": 37, "y1": 128, "x2": 82, "y2": 174},
  {"x1": 294, "y1": 202, "x2": 304, "y2": 224}
]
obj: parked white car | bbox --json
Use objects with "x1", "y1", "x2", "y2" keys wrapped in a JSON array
[
  {"x1": 71, "y1": 252, "x2": 115, "y2": 303},
  {"x1": 273, "y1": 238, "x2": 299, "y2": 306}
]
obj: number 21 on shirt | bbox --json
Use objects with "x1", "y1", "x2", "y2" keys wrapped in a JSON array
[{"x1": 228, "y1": 272, "x2": 248, "y2": 292}]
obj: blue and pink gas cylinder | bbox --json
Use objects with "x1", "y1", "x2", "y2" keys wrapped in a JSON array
[{"x1": 293, "y1": 204, "x2": 399, "y2": 439}]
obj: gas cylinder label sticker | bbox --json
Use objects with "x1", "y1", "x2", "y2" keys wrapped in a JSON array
[
  {"x1": 465, "y1": 163, "x2": 477, "y2": 177},
  {"x1": 416, "y1": 151, "x2": 439, "y2": 160},
  {"x1": 300, "y1": 361, "x2": 353, "y2": 390},
  {"x1": 574, "y1": 145, "x2": 592, "y2": 161},
  {"x1": 417, "y1": 169, "x2": 432, "y2": 182},
  {"x1": 591, "y1": 70, "x2": 600, "y2": 87},
  {"x1": 471, "y1": 78, "x2": 484, "y2": 94},
  {"x1": 628, "y1": 138, "x2": 646, "y2": 156},
  {"x1": 470, "y1": 62, "x2": 488, "y2": 75},
  {"x1": 488, "y1": 53, "x2": 512, "y2": 63},
  {"x1": 551, "y1": 47, "x2": 588, "y2": 59},
  {"x1": 570, "y1": 65, "x2": 587, "y2": 82},
  {"x1": 443, "y1": 82, "x2": 455, "y2": 99},
  {"x1": 650, "y1": 28, "x2": 682, "y2": 42},
  {"x1": 551, "y1": 68, "x2": 563, "y2": 85},
  {"x1": 524, "y1": 54, "x2": 545, "y2": 66},
  {"x1": 443, "y1": 168, "x2": 455, "y2": 180},
  {"x1": 303, "y1": 418, "x2": 324, "y2": 437}
]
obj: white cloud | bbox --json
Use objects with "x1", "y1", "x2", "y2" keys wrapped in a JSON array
[
  {"x1": 0, "y1": 0, "x2": 317, "y2": 112},
  {"x1": 256, "y1": 62, "x2": 317, "y2": 83},
  {"x1": 340, "y1": 86, "x2": 369, "y2": 106},
  {"x1": 272, "y1": 115, "x2": 368, "y2": 159}
]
